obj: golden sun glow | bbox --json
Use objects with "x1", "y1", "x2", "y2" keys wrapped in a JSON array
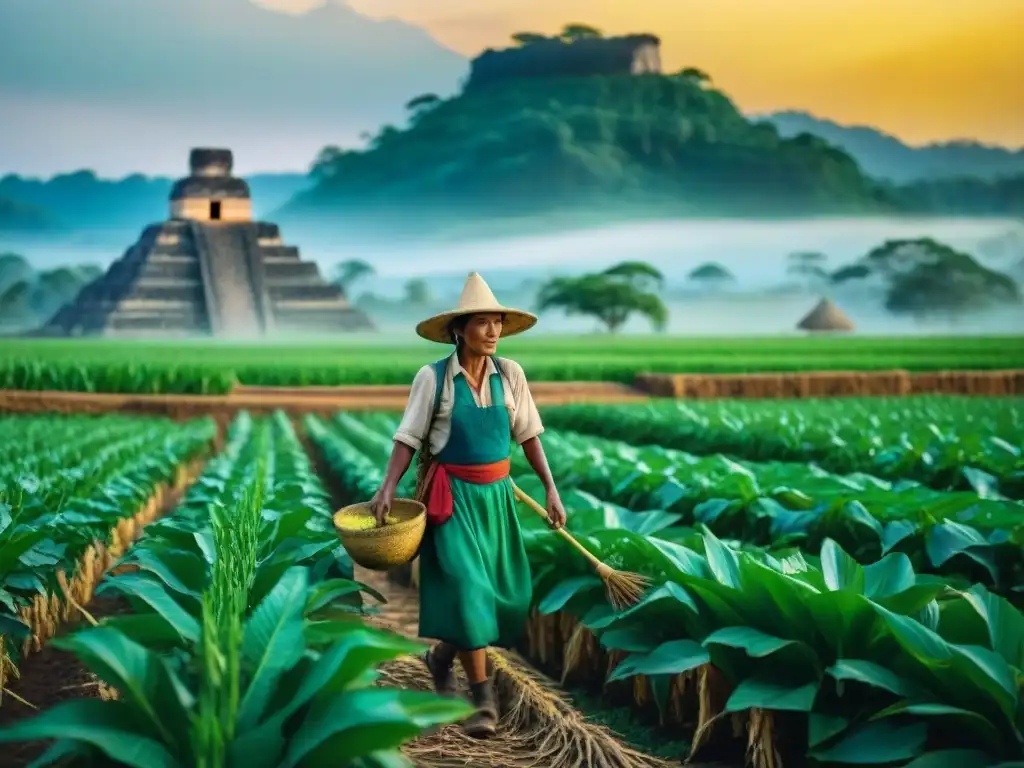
[{"x1": 256, "y1": 0, "x2": 1024, "y2": 146}]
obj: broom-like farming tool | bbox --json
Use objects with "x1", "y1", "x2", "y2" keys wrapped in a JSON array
[{"x1": 510, "y1": 480, "x2": 651, "y2": 610}]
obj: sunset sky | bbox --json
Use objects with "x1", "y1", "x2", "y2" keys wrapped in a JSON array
[{"x1": 263, "y1": 0, "x2": 1023, "y2": 147}]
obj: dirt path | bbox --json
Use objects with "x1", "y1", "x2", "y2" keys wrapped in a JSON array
[{"x1": 360, "y1": 568, "x2": 678, "y2": 768}]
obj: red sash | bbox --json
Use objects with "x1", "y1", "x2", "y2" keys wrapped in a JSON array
[{"x1": 423, "y1": 458, "x2": 511, "y2": 526}]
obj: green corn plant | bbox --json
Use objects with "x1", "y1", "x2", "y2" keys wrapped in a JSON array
[
  {"x1": 541, "y1": 398, "x2": 1024, "y2": 497},
  {"x1": 521, "y1": 509, "x2": 1024, "y2": 767},
  {"x1": 509, "y1": 428, "x2": 1024, "y2": 590},
  {"x1": 0, "y1": 411, "x2": 470, "y2": 766},
  {"x1": 0, "y1": 414, "x2": 214, "y2": 663}
]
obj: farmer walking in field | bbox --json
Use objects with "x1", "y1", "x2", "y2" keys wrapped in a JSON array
[{"x1": 368, "y1": 271, "x2": 567, "y2": 739}]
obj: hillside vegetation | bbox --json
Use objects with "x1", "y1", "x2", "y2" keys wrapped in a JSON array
[
  {"x1": 0, "y1": 195, "x2": 54, "y2": 231},
  {"x1": 768, "y1": 110, "x2": 1024, "y2": 182},
  {"x1": 288, "y1": 73, "x2": 893, "y2": 226}
]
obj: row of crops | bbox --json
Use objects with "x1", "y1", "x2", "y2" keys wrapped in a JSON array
[
  {"x1": 0, "y1": 412, "x2": 469, "y2": 767},
  {"x1": 0, "y1": 413, "x2": 215, "y2": 693},
  {"x1": 2, "y1": 335, "x2": 1022, "y2": 392},
  {"x1": 304, "y1": 402, "x2": 1024, "y2": 767},
  {"x1": 543, "y1": 397, "x2": 1024, "y2": 497}
]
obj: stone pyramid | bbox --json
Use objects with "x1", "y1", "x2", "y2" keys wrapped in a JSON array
[
  {"x1": 797, "y1": 297, "x2": 855, "y2": 332},
  {"x1": 41, "y1": 148, "x2": 373, "y2": 338}
]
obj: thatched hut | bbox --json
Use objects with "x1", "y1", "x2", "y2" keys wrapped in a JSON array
[{"x1": 797, "y1": 298, "x2": 855, "y2": 332}]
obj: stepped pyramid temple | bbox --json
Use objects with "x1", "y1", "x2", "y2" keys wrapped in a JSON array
[
  {"x1": 42, "y1": 149, "x2": 372, "y2": 337},
  {"x1": 797, "y1": 298, "x2": 855, "y2": 333}
]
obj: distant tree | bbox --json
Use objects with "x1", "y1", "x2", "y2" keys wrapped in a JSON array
[
  {"x1": 406, "y1": 93, "x2": 441, "y2": 111},
  {"x1": 404, "y1": 278, "x2": 432, "y2": 305},
  {"x1": 33, "y1": 267, "x2": 86, "y2": 316},
  {"x1": 560, "y1": 23, "x2": 602, "y2": 41},
  {"x1": 600, "y1": 261, "x2": 664, "y2": 291},
  {"x1": 0, "y1": 279, "x2": 33, "y2": 325},
  {"x1": 678, "y1": 67, "x2": 711, "y2": 86},
  {"x1": 787, "y1": 251, "x2": 829, "y2": 283},
  {"x1": 405, "y1": 93, "x2": 442, "y2": 123},
  {"x1": 687, "y1": 262, "x2": 734, "y2": 282},
  {"x1": 0, "y1": 252, "x2": 32, "y2": 293},
  {"x1": 370, "y1": 125, "x2": 402, "y2": 150},
  {"x1": 332, "y1": 259, "x2": 375, "y2": 292},
  {"x1": 74, "y1": 264, "x2": 104, "y2": 283},
  {"x1": 872, "y1": 239, "x2": 1021, "y2": 316},
  {"x1": 310, "y1": 145, "x2": 346, "y2": 181},
  {"x1": 510, "y1": 31, "x2": 549, "y2": 46},
  {"x1": 831, "y1": 264, "x2": 871, "y2": 283},
  {"x1": 536, "y1": 261, "x2": 668, "y2": 332}
]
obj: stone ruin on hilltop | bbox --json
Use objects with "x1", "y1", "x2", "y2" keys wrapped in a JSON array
[
  {"x1": 465, "y1": 34, "x2": 662, "y2": 91},
  {"x1": 41, "y1": 148, "x2": 373, "y2": 338}
]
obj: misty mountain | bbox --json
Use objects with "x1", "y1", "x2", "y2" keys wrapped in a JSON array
[
  {"x1": 0, "y1": 171, "x2": 310, "y2": 231},
  {"x1": 0, "y1": 0, "x2": 468, "y2": 175},
  {"x1": 765, "y1": 111, "x2": 1024, "y2": 183}
]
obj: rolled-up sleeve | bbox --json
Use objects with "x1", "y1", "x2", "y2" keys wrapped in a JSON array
[
  {"x1": 394, "y1": 365, "x2": 436, "y2": 450},
  {"x1": 506, "y1": 360, "x2": 544, "y2": 445}
]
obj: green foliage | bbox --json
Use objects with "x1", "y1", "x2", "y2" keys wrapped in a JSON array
[
  {"x1": 687, "y1": 262, "x2": 734, "y2": 281},
  {"x1": 0, "y1": 336, "x2": 1022, "y2": 391},
  {"x1": 540, "y1": 397, "x2": 1024, "y2": 497},
  {"x1": 887, "y1": 173, "x2": 1024, "y2": 215},
  {"x1": 309, "y1": 408, "x2": 1024, "y2": 765},
  {"x1": 0, "y1": 413, "x2": 470, "y2": 765},
  {"x1": 529, "y1": 521, "x2": 1024, "y2": 765},
  {"x1": 536, "y1": 262, "x2": 668, "y2": 332},
  {"x1": 677, "y1": 67, "x2": 711, "y2": 85},
  {"x1": 829, "y1": 238, "x2": 1020, "y2": 315},
  {"x1": 331, "y1": 259, "x2": 375, "y2": 292},
  {"x1": 0, "y1": 195, "x2": 55, "y2": 231},
  {"x1": 403, "y1": 278, "x2": 431, "y2": 305},
  {"x1": 0, "y1": 253, "x2": 33, "y2": 294},
  {"x1": 0, "y1": 261, "x2": 105, "y2": 330},
  {"x1": 881, "y1": 240, "x2": 1018, "y2": 315},
  {"x1": 511, "y1": 428, "x2": 1024, "y2": 589},
  {"x1": 291, "y1": 74, "x2": 892, "y2": 224},
  {"x1": 510, "y1": 31, "x2": 551, "y2": 46},
  {"x1": 560, "y1": 23, "x2": 603, "y2": 41},
  {"x1": 0, "y1": 415, "x2": 215, "y2": 644}
]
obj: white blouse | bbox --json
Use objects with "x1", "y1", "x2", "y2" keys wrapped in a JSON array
[{"x1": 393, "y1": 355, "x2": 545, "y2": 455}]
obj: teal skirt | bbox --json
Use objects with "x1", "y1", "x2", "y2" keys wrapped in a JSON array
[{"x1": 417, "y1": 476, "x2": 532, "y2": 650}]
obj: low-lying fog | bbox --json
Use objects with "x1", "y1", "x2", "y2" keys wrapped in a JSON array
[{"x1": 7, "y1": 216, "x2": 1023, "y2": 336}]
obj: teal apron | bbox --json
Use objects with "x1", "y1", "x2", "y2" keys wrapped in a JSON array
[{"x1": 417, "y1": 369, "x2": 533, "y2": 650}]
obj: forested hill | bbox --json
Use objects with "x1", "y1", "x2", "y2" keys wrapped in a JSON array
[
  {"x1": 282, "y1": 73, "x2": 897, "y2": 229},
  {"x1": 766, "y1": 110, "x2": 1024, "y2": 183}
]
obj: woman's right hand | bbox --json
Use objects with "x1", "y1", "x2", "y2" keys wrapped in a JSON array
[{"x1": 368, "y1": 484, "x2": 395, "y2": 527}]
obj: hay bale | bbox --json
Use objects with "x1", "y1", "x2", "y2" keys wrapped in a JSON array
[
  {"x1": 633, "y1": 373, "x2": 681, "y2": 397},
  {"x1": 797, "y1": 298, "x2": 855, "y2": 332}
]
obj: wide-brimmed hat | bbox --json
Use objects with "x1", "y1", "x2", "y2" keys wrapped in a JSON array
[{"x1": 415, "y1": 272, "x2": 537, "y2": 344}]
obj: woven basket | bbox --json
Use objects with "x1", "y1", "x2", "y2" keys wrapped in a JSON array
[{"x1": 333, "y1": 498, "x2": 426, "y2": 571}]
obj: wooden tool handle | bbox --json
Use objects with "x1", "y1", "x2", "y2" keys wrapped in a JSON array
[{"x1": 510, "y1": 480, "x2": 603, "y2": 571}]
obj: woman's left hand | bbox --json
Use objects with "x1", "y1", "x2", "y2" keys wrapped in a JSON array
[{"x1": 545, "y1": 486, "x2": 567, "y2": 530}]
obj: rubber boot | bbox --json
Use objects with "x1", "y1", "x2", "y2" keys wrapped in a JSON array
[
  {"x1": 463, "y1": 679, "x2": 498, "y2": 739},
  {"x1": 422, "y1": 642, "x2": 457, "y2": 696}
]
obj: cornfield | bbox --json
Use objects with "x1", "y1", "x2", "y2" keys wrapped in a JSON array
[
  {"x1": 0, "y1": 395, "x2": 1021, "y2": 767},
  {"x1": 1, "y1": 334, "x2": 1022, "y2": 393}
]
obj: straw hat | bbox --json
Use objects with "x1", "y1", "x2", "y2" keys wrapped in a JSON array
[{"x1": 415, "y1": 272, "x2": 537, "y2": 344}]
